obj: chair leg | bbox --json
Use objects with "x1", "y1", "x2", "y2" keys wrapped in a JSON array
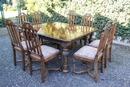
[
  {"x1": 72, "y1": 58, "x2": 76, "y2": 75},
  {"x1": 71, "y1": 43, "x2": 74, "y2": 49},
  {"x1": 84, "y1": 38, "x2": 87, "y2": 45},
  {"x1": 94, "y1": 61, "x2": 98, "y2": 82},
  {"x1": 40, "y1": 38, "x2": 44, "y2": 45},
  {"x1": 21, "y1": 52, "x2": 25, "y2": 71},
  {"x1": 41, "y1": 61, "x2": 45, "y2": 83},
  {"x1": 58, "y1": 55, "x2": 62, "y2": 71},
  {"x1": 109, "y1": 46, "x2": 112, "y2": 62},
  {"x1": 101, "y1": 56, "x2": 104, "y2": 73},
  {"x1": 13, "y1": 49, "x2": 16, "y2": 66},
  {"x1": 80, "y1": 39, "x2": 82, "y2": 47},
  {"x1": 29, "y1": 56, "x2": 32, "y2": 75},
  {"x1": 104, "y1": 47, "x2": 107, "y2": 68}
]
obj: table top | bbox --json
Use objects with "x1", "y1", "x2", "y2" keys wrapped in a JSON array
[{"x1": 37, "y1": 22, "x2": 97, "y2": 41}]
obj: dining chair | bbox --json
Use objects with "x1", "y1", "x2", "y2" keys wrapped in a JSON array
[
  {"x1": 67, "y1": 12, "x2": 76, "y2": 31},
  {"x1": 32, "y1": 11, "x2": 42, "y2": 31},
  {"x1": 89, "y1": 19, "x2": 117, "y2": 68},
  {"x1": 21, "y1": 22, "x2": 61, "y2": 83},
  {"x1": 67, "y1": 12, "x2": 80, "y2": 48},
  {"x1": 16, "y1": 12, "x2": 29, "y2": 39},
  {"x1": 5, "y1": 19, "x2": 28, "y2": 71},
  {"x1": 16, "y1": 12, "x2": 28, "y2": 28},
  {"x1": 72, "y1": 22, "x2": 111, "y2": 82},
  {"x1": 31, "y1": 11, "x2": 45, "y2": 44},
  {"x1": 81, "y1": 13, "x2": 94, "y2": 45}
]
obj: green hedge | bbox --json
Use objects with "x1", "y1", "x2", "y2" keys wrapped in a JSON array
[
  {"x1": 25, "y1": 0, "x2": 130, "y2": 39},
  {"x1": 1, "y1": 0, "x2": 130, "y2": 39}
]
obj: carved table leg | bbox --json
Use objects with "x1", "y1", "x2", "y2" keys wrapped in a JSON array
[{"x1": 62, "y1": 48, "x2": 69, "y2": 73}]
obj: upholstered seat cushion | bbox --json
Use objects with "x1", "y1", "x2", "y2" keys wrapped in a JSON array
[
  {"x1": 89, "y1": 40, "x2": 100, "y2": 48},
  {"x1": 41, "y1": 45, "x2": 59, "y2": 59},
  {"x1": 21, "y1": 41, "x2": 28, "y2": 50},
  {"x1": 74, "y1": 46, "x2": 97, "y2": 60},
  {"x1": 14, "y1": 41, "x2": 27, "y2": 51},
  {"x1": 30, "y1": 45, "x2": 60, "y2": 62}
]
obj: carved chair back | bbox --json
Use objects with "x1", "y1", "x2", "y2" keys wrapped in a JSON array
[
  {"x1": 81, "y1": 13, "x2": 93, "y2": 31},
  {"x1": 22, "y1": 22, "x2": 42, "y2": 56},
  {"x1": 67, "y1": 12, "x2": 76, "y2": 30},
  {"x1": 32, "y1": 11, "x2": 42, "y2": 30},
  {"x1": 5, "y1": 19, "x2": 22, "y2": 47},
  {"x1": 96, "y1": 22, "x2": 111, "y2": 59},
  {"x1": 107, "y1": 19, "x2": 117, "y2": 44},
  {"x1": 17, "y1": 12, "x2": 28, "y2": 27}
]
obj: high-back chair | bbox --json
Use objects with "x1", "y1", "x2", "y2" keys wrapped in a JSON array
[
  {"x1": 21, "y1": 22, "x2": 61, "y2": 83},
  {"x1": 32, "y1": 11, "x2": 42, "y2": 31},
  {"x1": 67, "y1": 12, "x2": 77, "y2": 48},
  {"x1": 81, "y1": 13, "x2": 93, "y2": 45},
  {"x1": 5, "y1": 19, "x2": 28, "y2": 71},
  {"x1": 72, "y1": 22, "x2": 111, "y2": 82},
  {"x1": 32, "y1": 11, "x2": 44, "y2": 44},
  {"x1": 17, "y1": 12, "x2": 28, "y2": 27},
  {"x1": 89, "y1": 19, "x2": 117, "y2": 68},
  {"x1": 67, "y1": 12, "x2": 76, "y2": 30},
  {"x1": 81, "y1": 13, "x2": 93, "y2": 31}
]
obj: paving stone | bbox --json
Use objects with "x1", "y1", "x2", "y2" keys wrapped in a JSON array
[{"x1": 0, "y1": 27, "x2": 130, "y2": 87}]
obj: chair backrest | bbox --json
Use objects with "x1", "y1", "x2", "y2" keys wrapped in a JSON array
[
  {"x1": 67, "y1": 12, "x2": 76, "y2": 30},
  {"x1": 5, "y1": 19, "x2": 22, "y2": 47},
  {"x1": 107, "y1": 19, "x2": 117, "y2": 44},
  {"x1": 32, "y1": 11, "x2": 42, "y2": 30},
  {"x1": 22, "y1": 22, "x2": 42, "y2": 55},
  {"x1": 81, "y1": 13, "x2": 93, "y2": 31},
  {"x1": 17, "y1": 12, "x2": 28, "y2": 27},
  {"x1": 96, "y1": 22, "x2": 111, "y2": 56},
  {"x1": 32, "y1": 11, "x2": 42, "y2": 25}
]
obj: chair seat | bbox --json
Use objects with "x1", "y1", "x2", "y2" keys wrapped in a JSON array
[
  {"x1": 74, "y1": 46, "x2": 97, "y2": 60},
  {"x1": 30, "y1": 45, "x2": 60, "y2": 62},
  {"x1": 89, "y1": 40, "x2": 100, "y2": 48},
  {"x1": 14, "y1": 41, "x2": 27, "y2": 51}
]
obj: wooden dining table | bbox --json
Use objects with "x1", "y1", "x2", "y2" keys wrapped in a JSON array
[{"x1": 37, "y1": 22, "x2": 97, "y2": 73}]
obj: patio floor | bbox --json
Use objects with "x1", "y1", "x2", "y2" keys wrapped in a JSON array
[{"x1": 0, "y1": 27, "x2": 130, "y2": 87}]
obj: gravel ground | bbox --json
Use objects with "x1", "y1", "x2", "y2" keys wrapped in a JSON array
[{"x1": 0, "y1": 27, "x2": 130, "y2": 87}]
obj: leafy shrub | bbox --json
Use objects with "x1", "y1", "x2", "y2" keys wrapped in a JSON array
[
  {"x1": 24, "y1": 0, "x2": 130, "y2": 39},
  {"x1": 2, "y1": 0, "x2": 130, "y2": 39}
]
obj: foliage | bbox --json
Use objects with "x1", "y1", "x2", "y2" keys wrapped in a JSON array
[
  {"x1": 24, "y1": 0, "x2": 130, "y2": 39},
  {"x1": 1, "y1": 0, "x2": 130, "y2": 39},
  {"x1": 0, "y1": 18, "x2": 5, "y2": 27},
  {"x1": 3, "y1": 0, "x2": 26, "y2": 11},
  {"x1": 93, "y1": 13, "x2": 111, "y2": 38}
]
